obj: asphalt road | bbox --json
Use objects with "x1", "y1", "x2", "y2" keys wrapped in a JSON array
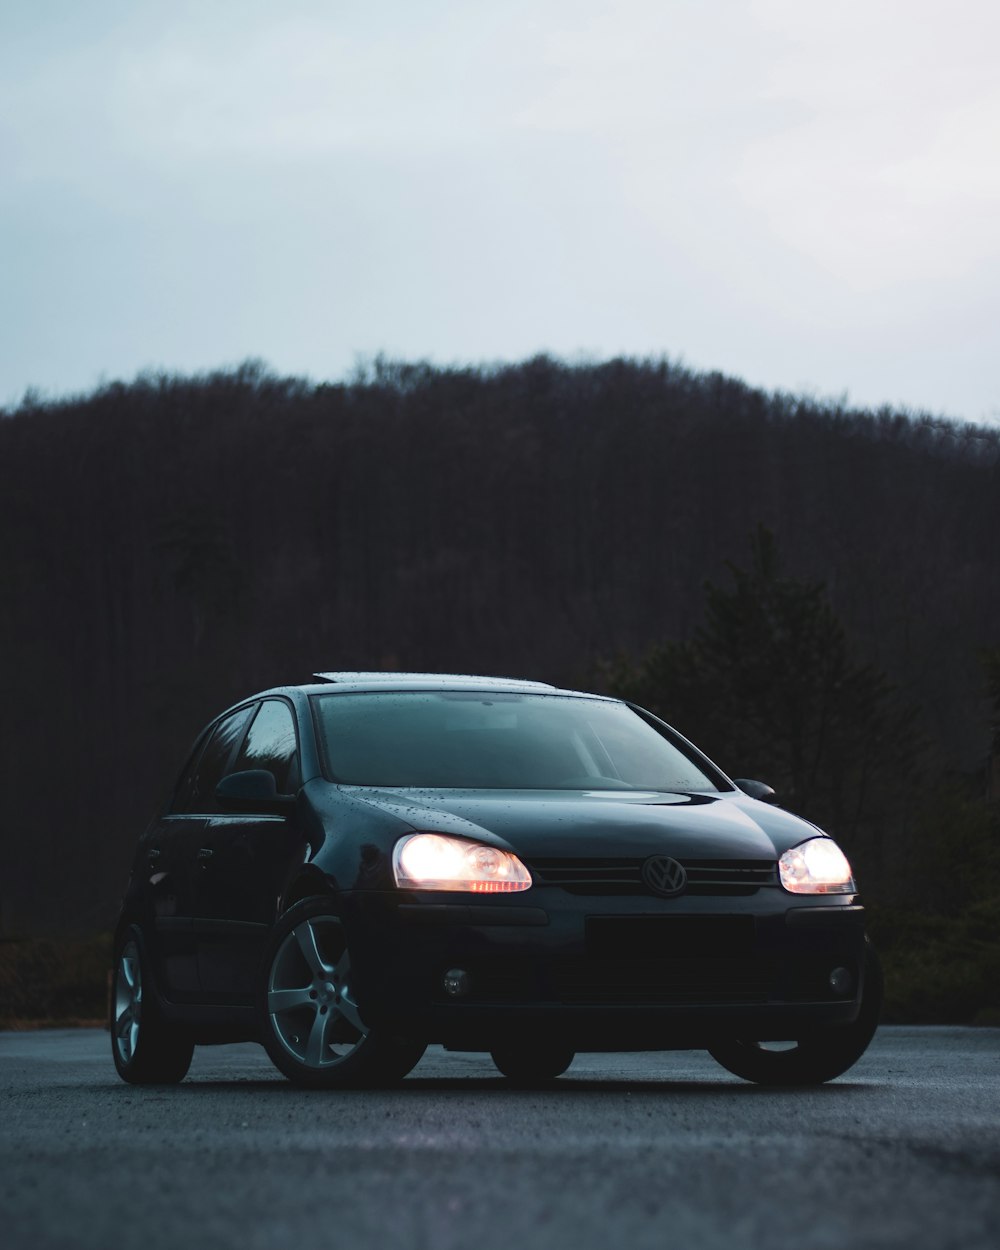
[{"x1": 2, "y1": 1026, "x2": 998, "y2": 1250}]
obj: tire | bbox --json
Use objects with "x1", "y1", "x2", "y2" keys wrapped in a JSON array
[
  {"x1": 708, "y1": 940, "x2": 884, "y2": 1086},
  {"x1": 111, "y1": 926, "x2": 195, "y2": 1085},
  {"x1": 259, "y1": 897, "x2": 426, "y2": 1089},
  {"x1": 490, "y1": 1043, "x2": 576, "y2": 1085}
]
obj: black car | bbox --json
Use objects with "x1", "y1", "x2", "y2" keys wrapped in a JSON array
[{"x1": 112, "y1": 672, "x2": 881, "y2": 1088}]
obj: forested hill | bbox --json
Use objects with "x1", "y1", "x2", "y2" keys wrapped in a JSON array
[{"x1": 2, "y1": 355, "x2": 999, "y2": 937}]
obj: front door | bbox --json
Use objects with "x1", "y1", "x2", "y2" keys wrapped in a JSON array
[
  {"x1": 194, "y1": 699, "x2": 308, "y2": 1000},
  {"x1": 149, "y1": 704, "x2": 256, "y2": 997}
]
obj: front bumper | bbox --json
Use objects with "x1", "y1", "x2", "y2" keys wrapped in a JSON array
[{"x1": 341, "y1": 887, "x2": 869, "y2": 1051}]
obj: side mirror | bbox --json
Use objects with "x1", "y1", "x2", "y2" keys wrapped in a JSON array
[
  {"x1": 733, "y1": 778, "x2": 778, "y2": 804},
  {"x1": 215, "y1": 769, "x2": 295, "y2": 813}
]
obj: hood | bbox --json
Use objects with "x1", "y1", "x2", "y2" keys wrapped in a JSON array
[{"x1": 342, "y1": 786, "x2": 824, "y2": 860}]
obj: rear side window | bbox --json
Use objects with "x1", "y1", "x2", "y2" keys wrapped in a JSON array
[
  {"x1": 170, "y1": 735, "x2": 209, "y2": 814},
  {"x1": 232, "y1": 699, "x2": 300, "y2": 794},
  {"x1": 172, "y1": 705, "x2": 256, "y2": 814}
]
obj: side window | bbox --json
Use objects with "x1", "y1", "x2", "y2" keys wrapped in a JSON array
[
  {"x1": 233, "y1": 699, "x2": 300, "y2": 794},
  {"x1": 170, "y1": 732, "x2": 210, "y2": 814},
  {"x1": 177, "y1": 706, "x2": 256, "y2": 814}
]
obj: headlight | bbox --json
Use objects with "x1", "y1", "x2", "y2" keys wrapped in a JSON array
[
  {"x1": 778, "y1": 838, "x2": 855, "y2": 894},
  {"x1": 393, "y1": 833, "x2": 532, "y2": 893}
]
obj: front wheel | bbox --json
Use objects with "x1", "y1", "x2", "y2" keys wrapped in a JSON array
[
  {"x1": 708, "y1": 940, "x2": 883, "y2": 1086},
  {"x1": 259, "y1": 898, "x2": 426, "y2": 1089},
  {"x1": 111, "y1": 927, "x2": 194, "y2": 1084}
]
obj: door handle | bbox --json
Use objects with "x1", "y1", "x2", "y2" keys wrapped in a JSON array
[{"x1": 196, "y1": 848, "x2": 214, "y2": 863}]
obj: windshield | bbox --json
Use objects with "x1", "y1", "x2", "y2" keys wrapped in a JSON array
[{"x1": 312, "y1": 691, "x2": 725, "y2": 791}]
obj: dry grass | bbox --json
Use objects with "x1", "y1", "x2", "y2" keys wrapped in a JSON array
[{"x1": 0, "y1": 934, "x2": 112, "y2": 1030}]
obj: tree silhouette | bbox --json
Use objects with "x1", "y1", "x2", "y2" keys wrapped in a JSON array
[
  {"x1": 983, "y1": 648, "x2": 1000, "y2": 801},
  {"x1": 607, "y1": 526, "x2": 921, "y2": 864}
]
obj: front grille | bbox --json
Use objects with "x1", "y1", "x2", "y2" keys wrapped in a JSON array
[{"x1": 527, "y1": 857, "x2": 776, "y2": 896}]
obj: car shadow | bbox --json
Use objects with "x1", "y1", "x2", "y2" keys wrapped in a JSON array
[{"x1": 90, "y1": 1074, "x2": 879, "y2": 1097}]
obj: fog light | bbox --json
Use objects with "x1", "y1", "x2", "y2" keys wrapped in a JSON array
[
  {"x1": 443, "y1": 969, "x2": 472, "y2": 997},
  {"x1": 829, "y1": 966, "x2": 854, "y2": 995}
]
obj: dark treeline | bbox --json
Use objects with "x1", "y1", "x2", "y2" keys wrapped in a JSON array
[{"x1": 2, "y1": 356, "x2": 999, "y2": 967}]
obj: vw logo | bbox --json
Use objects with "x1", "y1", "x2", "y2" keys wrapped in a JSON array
[{"x1": 642, "y1": 855, "x2": 687, "y2": 897}]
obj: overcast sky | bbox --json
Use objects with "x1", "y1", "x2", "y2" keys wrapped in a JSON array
[{"x1": 2, "y1": 0, "x2": 998, "y2": 422}]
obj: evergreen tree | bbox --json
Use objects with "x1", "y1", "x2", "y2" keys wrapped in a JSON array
[{"x1": 607, "y1": 526, "x2": 920, "y2": 863}]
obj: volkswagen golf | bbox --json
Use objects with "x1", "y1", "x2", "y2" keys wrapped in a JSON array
[{"x1": 111, "y1": 672, "x2": 881, "y2": 1088}]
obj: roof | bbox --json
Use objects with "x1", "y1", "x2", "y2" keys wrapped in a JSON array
[
  {"x1": 250, "y1": 672, "x2": 615, "y2": 703},
  {"x1": 312, "y1": 671, "x2": 557, "y2": 691}
]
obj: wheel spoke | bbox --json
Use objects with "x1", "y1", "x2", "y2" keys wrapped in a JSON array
[
  {"x1": 115, "y1": 1005, "x2": 134, "y2": 1038},
  {"x1": 268, "y1": 986, "x2": 314, "y2": 1014},
  {"x1": 335, "y1": 988, "x2": 365, "y2": 1034},
  {"x1": 304, "y1": 1008, "x2": 331, "y2": 1067},
  {"x1": 120, "y1": 956, "x2": 137, "y2": 990},
  {"x1": 330, "y1": 949, "x2": 366, "y2": 1034},
  {"x1": 332, "y1": 949, "x2": 351, "y2": 986},
  {"x1": 294, "y1": 921, "x2": 333, "y2": 977}
]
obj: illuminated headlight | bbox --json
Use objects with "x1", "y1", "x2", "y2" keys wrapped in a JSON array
[
  {"x1": 392, "y1": 833, "x2": 532, "y2": 893},
  {"x1": 778, "y1": 838, "x2": 855, "y2": 894}
]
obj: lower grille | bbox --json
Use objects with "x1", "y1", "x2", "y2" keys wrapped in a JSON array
[{"x1": 428, "y1": 954, "x2": 853, "y2": 1007}]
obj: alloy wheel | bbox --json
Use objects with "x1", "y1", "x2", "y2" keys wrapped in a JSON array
[
  {"x1": 113, "y1": 940, "x2": 142, "y2": 1066},
  {"x1": 267, "y1": 916, "x2": 368, "y2": 1069}
]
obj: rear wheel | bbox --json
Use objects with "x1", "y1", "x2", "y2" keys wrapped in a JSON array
[
  {"x1": 708, "y1": 940, "x2": 883, "y2": 1086},
  {"x1": 491, "y1": 1043, "x2": 576, "y2": 1085},
  {"x1": 260, "y1": 898, "x2": 426, "y2": 1089},
  {"x1": 111, "y1": 928, "x2": 194, "y2": 1084}
]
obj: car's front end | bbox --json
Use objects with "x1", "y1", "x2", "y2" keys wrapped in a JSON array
[{"x1": 326, "y1": 787, "x2": 869, "y2": 1055}]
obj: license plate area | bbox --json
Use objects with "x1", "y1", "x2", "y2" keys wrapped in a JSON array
[{"x1": 586, "y1": 915, "x2": 755, "y2": 959}]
